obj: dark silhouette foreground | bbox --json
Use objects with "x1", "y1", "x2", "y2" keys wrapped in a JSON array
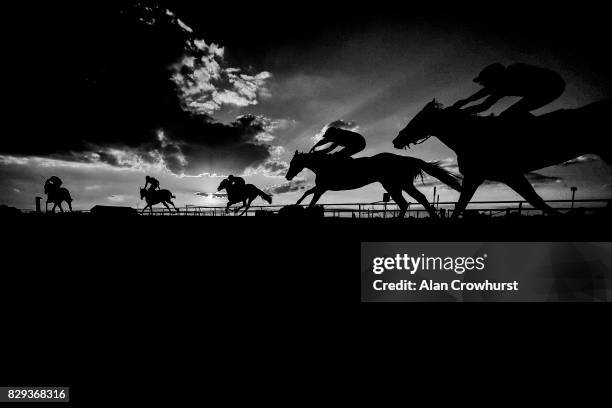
[
  {"x1": 393, "y1": 99, "x2": 612, "y2": 217},
  {"x1": 44, "y1": 177, "x2": 73, "y2": 213},
  {"x1": 286, "y1": 151, "x2": 462, "y2": 218},
  {"x1": 217, "y1": 178, "x2": 272, "y2": 216},
  {"x1": 277, "y1": 204, "x2": 324, "y2": 218},
  {"x1": 140, "y1": 187, "x2": 178, "y2": 214},
  {"x1": 452, "y1": 63, "x2": 565, "y2": 117}
]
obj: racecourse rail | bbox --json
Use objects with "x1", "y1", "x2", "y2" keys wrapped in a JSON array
[{"x1": 132, "y1": 198, "x2": 612, "y2": 217}]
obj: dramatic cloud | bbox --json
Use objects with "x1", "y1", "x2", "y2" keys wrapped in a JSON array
[
  {"x1": 265, "y1": 179, "x2": 310, "y2": 194},
  {"x1": 525, "y1": 172, "x2": 563, "y2": 185},
  {"x1": 194, "y1": 192, "x2": 228, "y2": 199},
  {"x1": 170, "y1": 40, "x2": 272, "y2": 115},
  {"x1": 562, "y1": 155, "x2": 599, "y2": 166},
  {"x1": 1, "y1": 3, "x2": 278, "y2": 177},
  {"x1": 243, "y1": 144, "x2": 291, "y2": 178},
  {"x1": 261, "y1": 160, "x2": 289, "y2": 175},
  {"x1": 155, "y1": 114, "x2": 275, "y2": 175}
]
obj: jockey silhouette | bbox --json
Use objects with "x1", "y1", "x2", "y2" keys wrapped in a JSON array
[
  {"x1": 144, "y1": 176, "x2": 160, "y2": 192},
  {"x1": 227, "y1": 175, "x2": 246, "y2": 193},
  {"x1": 452, "y1": 63, "x2": 565, "y2": 117},
  {"x1": 44, "y1": 175, "x2": 63, "y2": 192},
  {"x1": 310, "y1": 127, "x2": 366, "y2": 158}
]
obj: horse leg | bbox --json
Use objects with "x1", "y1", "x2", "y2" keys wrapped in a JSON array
[
  {"x1": 232, "y1": 201, "x2": 246, "y2": 214},
  {"x1": 234, "y1": 200, "x2": 247, "y2": 214},
  {"x1": 239, "y1": 198, "x2": 254, "y2": 216},
  {"x1": 168, "y1": 199, "x2": 179, "y2": 213},
  {"x1": 451, "y1": 176, "x2": 483, "y2": 219},
  {"x1": 403, "y1": 184, "x2": 438, "y2": 219},
  {"x1": 141, "y1": 204, "x2": 149, "y2": 214},
  {"x1": 502, "y1": 175, "x2": 560, "y2": 215},
  {"x1": 67, "y1": 201, "x2": 73, "y2": 212},
  {"x1": 382, "y1": 184, "x2": 408, "y2": 218},
  {"x1": 308, "y1": 188, "x2": 326, "y2": 207},
  {"x1": 162, "y1": 201, "x2": 172, "y2": 214},
  {"x1": 296, "y1": 187, "x2": 318, "y2": 205},
  {"x1": 58, "y1": 202, "x2": 64, "y2": 213}
]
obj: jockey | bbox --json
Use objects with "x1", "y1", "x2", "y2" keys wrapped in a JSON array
[
  {"x1": 310, "y1": 127, "x2": 366, "y2": 158},
  {"x1": 228, "y1": 175, "x2": 246, "y2": 190},
  {"x1": 144, "y1": 175, "x2": 160, "y2": 192},
  {"x1": 452, "y1": 63, "x2": 565, "y2": 117},
  {"x1": 44, "y1": 176, "x2": 63, "y2": 192}
]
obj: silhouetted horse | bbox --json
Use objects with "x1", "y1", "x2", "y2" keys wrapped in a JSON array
[
  {"x1": 393, "y1": 99, "x2": 612, "y2": 217},
  {"x1": 44, "y1": 181, "x2": 73, "y2": 213},
  {"x1": 139, "y1": 187, "x2": 179, "y2": 214},
  {"x1": 286, "y1": 151, "x2": 462, "y2": 218},
  {"x1": 217, "y1": 178, "x2": 272, "y2": 216}
]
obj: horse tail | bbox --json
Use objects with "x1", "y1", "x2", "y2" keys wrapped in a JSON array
[
  {"x1": 62, "y1": 188, "x2": 73, "y2": 202},
  {"x1": 255, "y1": 188, "x2": 272, "y2": 204},
  {"x1": 418, "y1": 160, "x2": 462, "y2": 192}
]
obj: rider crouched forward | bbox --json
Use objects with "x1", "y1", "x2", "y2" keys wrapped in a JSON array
[
  {"x1": 310, "y1": 127, "x2": 366, "y2": 158},
  {"x1": 452, "y1": 63, "x2": 565, "y2": 118}
]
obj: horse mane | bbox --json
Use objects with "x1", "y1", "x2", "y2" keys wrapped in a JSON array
[
  {"x1": 430, "y1": 100, "x2": 444, "y2": 110},
  {"x1": 304, "y1": 151, "x2": 336, "y2": 163}
]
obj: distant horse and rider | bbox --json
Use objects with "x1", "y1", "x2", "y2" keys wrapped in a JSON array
[
  {"x1": 393, "y1": 63, "x2": 611, "y2": 217},
  {"x1": 44, "y1": 176, "x2": 73, "y2": 213},
  {"x1": 217, "y1": 175, "x2": 272, "y2": 216},
  {"x1": 139, "y1": 175, "x2": 179, "y2": 214}
]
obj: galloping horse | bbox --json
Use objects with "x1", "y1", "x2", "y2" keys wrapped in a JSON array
[
  {"x1": 393, "y1": 99, "x2": 612, "y2": 217},
  {"x1": 286, "y1": 151, "x2": 462, "y2": 218},
  {"x1": 44, "y1": 181, "x2": 73, "y2": 213},
  {"x1": 217, "y1": 179, "x2": 272, "y2": 216},
  {"x1": 139, "y1": 187, "x2": 179, "y2": 214}
]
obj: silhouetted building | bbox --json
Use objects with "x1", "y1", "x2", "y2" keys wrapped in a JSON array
[
  {"x1": 0, "y1": 205, "x2": 22, "y2": 216},
  {"x1": 90, "y1": 205, "x2": 138, "y2": 216}
]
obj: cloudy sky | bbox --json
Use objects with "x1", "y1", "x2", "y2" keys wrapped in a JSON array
[{"x1": 2, "y1": 1, "x2": 611, "y2": 210}]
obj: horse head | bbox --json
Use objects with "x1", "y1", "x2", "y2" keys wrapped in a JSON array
[
  {"x1": 286, "y1": 150, "x2": 307, "y2": 180},
  {"x1": 393, "y1": 99, "x2": 444, "y2": 150},
  {"x1": 217, "y1": 178, "x2": 231, "y2": 192},
  {"x1": 139, "y1": 187, "x2": 147, "y2": 200}
]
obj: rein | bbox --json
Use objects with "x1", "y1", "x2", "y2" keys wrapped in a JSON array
[
  {"x1": 405, "y1": 135, "x2": 431, "y2": 148},
  {"x1": 414, "y1": 136, "x2": 431, "y2": 145}
]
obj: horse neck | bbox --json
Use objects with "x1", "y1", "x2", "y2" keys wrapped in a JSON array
[
  {"x1": 145, "y1": 189, "x2": 156, "y2": 199},
  {"x1": 302, "y1": 155, "x2": 328, "y2": 174},
  {"x1": 224, "y1": 184, "x2": 239, "y2": 200},
  {"x1": 430, "y1": 111, "x2": 464, "y2": 153},
  {"x1": 46, "y1": 185, "x2": 59, "y2": 195}
]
